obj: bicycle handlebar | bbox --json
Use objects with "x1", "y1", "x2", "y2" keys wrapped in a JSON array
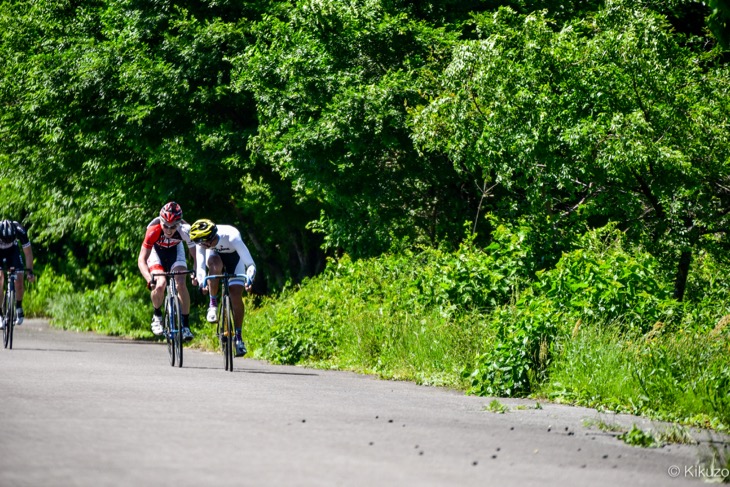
[
  {"x1": 202, "y1": 273, "x2": 251, "y2": 288},
  {"x1": 0, "y1": 266, "x2": 33, "y2": 275},
  {"x1": 150, "y1": 270, "x2": 196, "y2": 278},
  {"x1": 149, "y1": 269, "x2": 195, "y2": 289}
]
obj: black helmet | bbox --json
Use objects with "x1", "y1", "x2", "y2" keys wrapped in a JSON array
[{"x1": 0, "y1": 220, "x2": 16, "y2": 244}]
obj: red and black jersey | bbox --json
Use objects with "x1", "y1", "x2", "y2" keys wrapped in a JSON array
[{"x1": 141, "y1": 218, "x2": 193, "y2": 250}]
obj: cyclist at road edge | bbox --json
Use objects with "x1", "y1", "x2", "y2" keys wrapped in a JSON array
[{"x1": 0, "y1": 219, "x2": 35, "y2": 328}]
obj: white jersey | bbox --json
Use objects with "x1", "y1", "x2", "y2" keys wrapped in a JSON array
[{"x1": 195, "y1": 224, "x2": 256, "y2": 284}]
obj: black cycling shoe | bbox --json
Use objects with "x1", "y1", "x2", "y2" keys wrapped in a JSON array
[{"x1": 235, "y1": 337, "x2": 247, "y2": 357}]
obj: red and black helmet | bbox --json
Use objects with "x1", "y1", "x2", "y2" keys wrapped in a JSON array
[{"x1": 159, "y1": 202, "x2": 183, "y2": 224}]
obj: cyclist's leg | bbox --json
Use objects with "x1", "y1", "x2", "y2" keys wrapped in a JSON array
[
  {"x1": 223, "y1": 252, "x2": 247, "y2": 356},
  {"x1": 229, "y1": 284, "x2": 245, "y2": 329},
  {"x1": 148, "y1": 248, "x2": 175, "y2": 335},
  {"x1": 0, "y1": 249, "x2": 18, "y2": 294},
  {"x1": 14, "y1": 272, "x2": 24, "y2": 299},
  {"x1": 171, "y1": 245, "x2": 190, "y2": 314},
  {"x1": 147, "y1": 248, "x2": 167, "y2": 309},
  {"x1": 0, "y1": 252, "x2": 7, "y2": 329},
  {"x1": 229, "y1": 284, "x2": 246, "y2": 356},
  {"x1": 10, "y1": 247, "x2": 25, "y2": 324},
  {"x1": 205, "y1": 251, "x2": 223, "y2": 297},
  {"x1": 171, "y1": 245, "x2": 193, "y2": 340},
  {"x1": 220, "y1": 251, "x2": 247, "y2": 329},
  {"x1": 204, "y1": 251, "x2": 223, "y2": 322}
]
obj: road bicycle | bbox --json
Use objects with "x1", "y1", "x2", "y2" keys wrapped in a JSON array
[
  {"x1": 151, "y1": 269, "x2": 194, "y2": 368},
  {"x1": 202, "y1": 273, "x2": 250, "y2": 372},
  {"x1": 1, "y1": 260, "x2": 28, "y2": 350}
]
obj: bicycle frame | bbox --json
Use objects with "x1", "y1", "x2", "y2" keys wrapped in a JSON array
[
  {"x1": 202, "y1": 273, "x2": 250, "y2": 371},
  {"x1": 151, "y1": 269, "x2": 193, "y2": 367}
]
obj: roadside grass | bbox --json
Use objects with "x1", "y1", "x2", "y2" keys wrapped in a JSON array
[
  {"x1": 25, "y1": 224, "x2": 730, "y2": 433},
  {"x1": 540, "y1": 325, "x2": 730, "y2": 431},
  {"x1": 243, "y1": 286, "x2": 493, "y2": 388}
]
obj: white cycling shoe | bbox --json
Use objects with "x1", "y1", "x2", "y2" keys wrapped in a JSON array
[
  {"x1": 206, "y1": 306, "x2": 218, "y2": 323},
  {"x1": 151, "y1": 315, "x2": 164, "y2": 335},
  {"x1": 0, "y1": 316, "x2": 4, "y2": 329}
]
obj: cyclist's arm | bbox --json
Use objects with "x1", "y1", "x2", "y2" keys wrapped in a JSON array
[
  {"x1": 22, "y1": 244, "x2": 34, "y2": 281},
  {"x1": 139, "y1": 226, "x2": 161, "y2": 285},
  {"x1": 194, "y1": 244, "x2": 207, "y2": 286},
  {"x1": 137, "y1": 246, "x2": 153, "y2": 284},
  {"x1": 188, "y1": 246, "x2": 199, "y2": 285},
  {"x1": 232, "y1": 237, "x2": 256, "y2": 283}
]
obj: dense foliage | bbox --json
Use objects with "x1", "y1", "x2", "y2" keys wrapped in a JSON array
[
  {"x1": 1, "y1": 0, "x2": 728, "y2": 293},
  {"x1": 2, "y1": 0, "x2": 730, "y2": 430}
]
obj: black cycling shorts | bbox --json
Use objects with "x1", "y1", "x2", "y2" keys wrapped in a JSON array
[
  {"x1": 218, "y1": 251, "x2": 241, "y2": 274},
  {"x1": 0, "y1": 246, "x2": 23, "y2": 270}
]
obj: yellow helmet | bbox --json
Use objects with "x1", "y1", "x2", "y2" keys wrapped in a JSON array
[{"x1": 190, "y1": 219, "x2": 218, "y2": 243}]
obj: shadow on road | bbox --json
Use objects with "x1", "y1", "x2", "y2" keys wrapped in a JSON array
[
  {"x1": 82, "y1": 338, "x2": 162, "y2": 345},
  {"x1": 4, "y1": 348, "x2": 87, "y2": 353},
  {"x1": 243, "y1": 369, "x2": 319, "y2": 377},
  {"x1": 182, "y1": 365, "x2": 319, "y2": 376}
]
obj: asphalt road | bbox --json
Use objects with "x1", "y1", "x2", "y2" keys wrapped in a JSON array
[{"x1": 0, "y1": 319, "x2": 724, "y2": 486}]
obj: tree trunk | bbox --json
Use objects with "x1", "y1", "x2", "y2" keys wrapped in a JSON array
[{"x1": 673, "y1": 250, "x2": 692, "y2": 302}]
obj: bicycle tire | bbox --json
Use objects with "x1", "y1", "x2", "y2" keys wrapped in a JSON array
[
  {"x1": 221, "y1": 295, "x2": 234, "y2": 371},
  {"x1": 7, "y1": 295, "x2": 13, "y2": 350},
  {"x1": 4, "y1": 288, "x2": 15, "y2": 349},
  {"x1": 173, "y1": 296, "x2": 183, "y2": 368},
  {"x1": 2, "y1": 291, "x2": 10, "y2": 349},
  {"x1": 164, "y1": 296, "x2": 175, "y2": 366}
]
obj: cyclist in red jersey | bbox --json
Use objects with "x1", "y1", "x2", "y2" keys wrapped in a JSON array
[
  {"x1": 0, "y1": 220, "x2": 35, "y2": 328},
  {"x1": 137, "y1": 202, "x2": 196, "y2": 340}
]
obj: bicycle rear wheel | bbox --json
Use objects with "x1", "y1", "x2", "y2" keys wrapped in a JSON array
[
  {"x1": 220, "y1": 295, "x2": 234, "y2": 371},
  {"x1": 164, "y1": 297, "x2": 175, "y2": 366},
  {"x1": 173, "y1": 296, "x2": 183, "y2": 368},
  {"x1": 3, "y1": 289, "x2": 15, "y2": 350}
]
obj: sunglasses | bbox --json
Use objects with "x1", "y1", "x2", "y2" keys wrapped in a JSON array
[
  {"x1": 194, "y1": 235, "x2": 216, "y2": 246},
  {"x1": 162, "y1": 222, "x2": 180, "y2": 230}
]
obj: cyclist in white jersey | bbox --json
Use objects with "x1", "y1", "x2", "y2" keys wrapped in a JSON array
[{"x1": 190, "y1": 219, "x2": 256, "y2": 357}]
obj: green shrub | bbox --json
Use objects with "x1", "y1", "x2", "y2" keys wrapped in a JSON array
[
  {"x1": 464, "y1": 295, "x2": 561, "y2": 397},
  {"x1": 46, "y1": 275, "x2": 151, "y2": 338},
  {"x1": 22, "y1": 266, "x2": 74, "y2": 317},
  {"x1": 536, "y1": 224, "x2": 674, "y2": 333}
]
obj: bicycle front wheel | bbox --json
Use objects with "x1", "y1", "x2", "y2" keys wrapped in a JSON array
[
  {"x1": 173, "y1": 296, "x2": 183, "y2": 368},
  {"x1": 220, "y1": 295, "x2": 234, "y2": 371},
  {"x1": 3, "y1": 289, "x2": 15, "y2": 349},
  {"x1": 164, "y1": 297, "x2": 175, "y2": 366}
]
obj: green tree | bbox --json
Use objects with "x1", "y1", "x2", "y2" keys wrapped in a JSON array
[
  {"x1": 708, "y1": 0, "x2": 730, "y2": 49},
  {"x1": 0, "y1": 0, "x2": 323, "y2": 288},
  {"x1": 412, "y1": 1, "x2": 730, "y2": 299},
  {"x1": 234, "y1": 0, "x2": 480, "y2": 257}
]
